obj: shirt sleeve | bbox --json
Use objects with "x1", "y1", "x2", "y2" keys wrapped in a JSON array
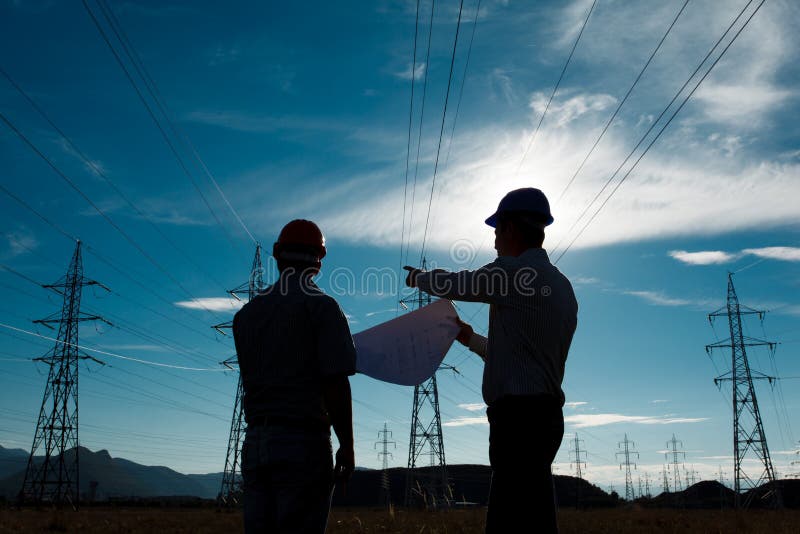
[
  {"x1": 314, "y1": 296, "x2": 357, "y2": 377},
  {"x1": 415, "y1": 259, "x2": 509, "y2": 304},
  {"x1": 467, "y1": 332, "x2": 488, "y2": 358}
]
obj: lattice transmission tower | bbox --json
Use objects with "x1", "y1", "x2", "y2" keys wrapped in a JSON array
[
  {"x1": 705, "y1": 272, "x2": 779, "y2": 508},
  {"x1": 569, "y1": 433, "x2": 587, "y2": 508},
  {"x1": 375, "y1": 422, "x2": 397, "y2": 508},
  {"x1": 20, "y1": 241, "x2": 110, "y2": 506},
  {"x1": 213, "y1": 244, "x2": 265, "y2": 506},
  {"x1": 616, "y1": 434, "x2": 638, "y2": 501},
  {"x1": 403, "y1": 259, "x2": 451, "y2": 509},
  {"x1": 665, "y1": 434, "x2": 685, "y2": 492}
]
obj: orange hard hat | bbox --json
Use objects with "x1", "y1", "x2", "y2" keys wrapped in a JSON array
[{"x1": 273, "y1": 219, "x2": 327, "y2": 262}]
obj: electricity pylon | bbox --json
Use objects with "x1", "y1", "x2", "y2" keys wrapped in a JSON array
[
  {"x1": 662, "y1": 465, "x2": 670, "y2": 493},
  {"x1": 213, "y1": 244, "x2": 265, "y2": 506},
  {"x1": 665, "y1": 434, "x2": 685, "y2": 492},
  {"x1": 644, "y1": 472, "x2": 652, "y2": 498},
  {"x1": 616, "y1": 434, "x2": 639, "y2": 501},
  {"x1": 20, "y1": 241, "x2": 110, "y2": 506},
  {"x1": 403, "y1": 259, "x2": 450, "y2": 509},
  {"x1": 569, "y1": 433, "x2": 587, "y2": 508},
  {"x1": 375, "y1": 422, "x2": 396, "y2": 508},
  {"x1": 706, "y1": 272, "x2": 779, "y2": 508}
]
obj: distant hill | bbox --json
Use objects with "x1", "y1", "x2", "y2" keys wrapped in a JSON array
[
  {"x1": 0, "y1": 447, "x2": 222, "y2": 500},
  {"x1": 0, "y1": 445, "x2": 29, "y2": 479},
  {"x1": 2, "y1": 445, "x2": 798, "y2": 509}
]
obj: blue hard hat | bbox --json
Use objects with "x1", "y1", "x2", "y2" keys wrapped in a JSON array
[{"x1": 485, "y1": 188, "x2": 554, "y2": 228}]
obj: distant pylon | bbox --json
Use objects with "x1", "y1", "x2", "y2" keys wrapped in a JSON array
[
  {"x1": 214, "y1": 244, "x2": 266, "y2": 506},
  {"x1": 706, "y1": 272, "x2": 779, "y2": 508},
  {"x1": 616, "y1": 434, "x2": 639, "y2": 501},
  {"x1": 665, "y1": 434, "x2": 685, "y2": 492},
  {"x1": 404, "y1": 259, "x2": 450, "y2": 509},
  {"x1": 662, "y1": 465, "x2": 670, "y2": 493},
  {"x1": 644, "y1": 472, "x2": 651, "y2": 498},
  {"x1": 569, "y1": 433, "x2": 587, "y2": 508},
  {"x1": 375, "y1": 422, "x2": 396, "y2": 508},
  {"x1": 21, "y1": 241, "x2": 110, "y2": 506}
]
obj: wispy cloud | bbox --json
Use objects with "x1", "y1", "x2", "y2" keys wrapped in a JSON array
[
  {"x1": 95, "y1": 344, "x2": 166, "y2": 352},
  {"x1": 529, "y1": 91, "x2": 616, "y2": 127},
  {"x1": 564, "y1": 401, "x2": 588, "y2": 408},
  {"x1": 741, "y1": 247, "x2": 800, "y2": 262},
  {"x1": 3, "y1": 228, "x2": 38, "y2": 257},
  {"x1": 394, "y1": 62, "x2": 425, "y2": 81},
  {"x1": 365, "y1": 308, "x2": 397, "y2": 318},
  {"x1": 670, "y1": 247, "x2": 800, "y2": 266},
  {"x1": 564, "y1": 413, "x2": 709, "y2": 428},
  {"x1": 185, "y1": 110, "x2": 348, "y2": 134},
  {"x1": 443, "y1": 415, "x2": 488, "y2": 427},
  {"x1": 457, "y1": 402, "x2": 487, "y2": 412},
  {"x1": 669, "y1": 250, "x2": 740, "y2": 265},
  {"x1": 174, "y1": 298, "x2": 243, "y2": 312},
  {"x1": 621, "y1": 290, "x2": 693, "y2": 307},
  {"x1": 650, "y1": 399, "x2": 669, "y2": 404}
]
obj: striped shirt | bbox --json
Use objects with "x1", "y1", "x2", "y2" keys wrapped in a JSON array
[
  {"x1": 232, "y1": 274, "x2": 357, "y2": 427},
  {"x1": 416, "y1": 248, "x2": 578, "y2": 406}
]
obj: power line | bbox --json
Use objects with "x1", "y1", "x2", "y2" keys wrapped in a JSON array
[
  {"x1": 552, "y1": 0, "x2": 765, "y2": 264},
  {"x1": 0, "y1": 65, "x2": 231, "y2": 292},
  {"x1": 94, "y1": 0, "x2": 258, "y2": 246},
  {"x1": 0, "y1": 110, "x2": 229, "y2": 323},
  {"x1": 419, "y1": 0, "x2": 465, "y2": 264},
  {"x1": 0, "y1": 180, "x2": 235, "y2": 343},
  {"x1": 79, "y1": 0, "x2": 237, "y2": 248},
  {"x1": 0, "y1": 322, "x2": 225, "y2": 371},
  {"x1": 398, "y1": 0, "x2": 422, "y2": 307},
  {"x1": 553, "y1": 0, "x2": 691, "y2": 205},
  {"x1": 404, "y1": 0, "x2": 437, "y2": 268},
  {"x1": 516, "y1": 0, "x2": 597, "y2": 174}
]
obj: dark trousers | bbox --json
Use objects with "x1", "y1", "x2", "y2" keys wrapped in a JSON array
[
  {"x1": 241, "y1": 425, "x2": 333, "y2": 534},
  {"x1": 485, "y1": 395, "x2": 564, "y2": 534}
]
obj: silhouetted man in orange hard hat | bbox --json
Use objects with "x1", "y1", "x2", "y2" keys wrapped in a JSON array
[
  {"x1": 405, "y1": 188, "x2": 578, "y2": 533},
  {"x1": 233, "y1": 219, "x2": 356, "y2": 534}
]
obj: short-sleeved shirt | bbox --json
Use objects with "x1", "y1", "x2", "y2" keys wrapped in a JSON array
[
  {"x1": 415, "y1": 247, "x2": 578, "y2": 406},
  {"x1": 232, "y1": 274, "x2": 357, "y2": 428}
]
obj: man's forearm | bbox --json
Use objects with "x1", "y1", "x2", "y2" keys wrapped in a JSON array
[
  {"x1": 324, "y1": 375, "x2": 353, "y2": 446},
  {"x1": 468, "y1": 333, "x2": 488, "y2": 359}
]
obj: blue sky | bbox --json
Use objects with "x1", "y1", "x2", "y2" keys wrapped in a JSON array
[{"x1": 1, "y1": 0, "x2": 798, "y2": 492}]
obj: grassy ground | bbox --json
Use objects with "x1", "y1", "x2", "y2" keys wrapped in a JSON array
[{"x1": 1, "y1": 507, "x2": 799, "y2": 533}]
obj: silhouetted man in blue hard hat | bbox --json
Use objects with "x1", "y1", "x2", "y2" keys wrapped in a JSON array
[{"x1": 405, "y1": 188, "x2": 578, "y2": 533}]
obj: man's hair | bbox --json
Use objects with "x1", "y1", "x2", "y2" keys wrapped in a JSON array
[{"x1": 496, "y1": 211, "x2": 546, "y2": 248}]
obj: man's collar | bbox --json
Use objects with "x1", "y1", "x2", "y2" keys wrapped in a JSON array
[{"x1": 520, "y1": 247, "x2": 550, "y2": 262}]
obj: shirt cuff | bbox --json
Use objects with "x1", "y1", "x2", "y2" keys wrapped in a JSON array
[{"x1": 468, "y1": 333, "x2": 488, "y2": 358}]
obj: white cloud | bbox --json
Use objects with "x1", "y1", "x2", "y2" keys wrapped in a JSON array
[
  {"x1": 529, "y1": 91, "x2": 616, "y2": 127},
  {"x1": 394, "y1": 62, "x2": 425, "y2": 81},
  {"x1": 443, "y1": 415, "x2": 488, "y2": 427},
  {"x1": 741, "y1": 246, "x2": 800, "y2": 262},
  {"x1": 571, "y1": 276, "x2": 599, "y2": 285},
  {"x1": 650, "y1": 399, "x2": 669, "y2": 404},
  {"x1": 564, "y1": 401, "x2": 588, "y2": 408},
  {"x1": 457, "y1": 402, "x2": 487, "y2": 412},
  {"x1": 669, "y1": 250, "x2": 739, "y2": 265},
  {"x1": 622, "y1": 290, "x2": 692, "y2": 307},
  {"x1": 174, "y1": 298, "x2": 243, "y2": 312},
  {"x1": 4, "y1": 228, "x2": 38, "y2": 257},
  {"x1": 564, "y1": 413, "x2": 709, "y2": 428}
]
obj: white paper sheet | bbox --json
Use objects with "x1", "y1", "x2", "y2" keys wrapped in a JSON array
[{"x1": 354, "y1": 299, "x2": 460, "y2": 386}]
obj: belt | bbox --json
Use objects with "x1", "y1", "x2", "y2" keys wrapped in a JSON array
[{"x1": 246, "y1": 415, "x2": 328, "y2": 432}]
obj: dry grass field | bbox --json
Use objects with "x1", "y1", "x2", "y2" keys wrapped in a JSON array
[{"x1": 1, "y1": 507, "x2": 799, "y2": 533}]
